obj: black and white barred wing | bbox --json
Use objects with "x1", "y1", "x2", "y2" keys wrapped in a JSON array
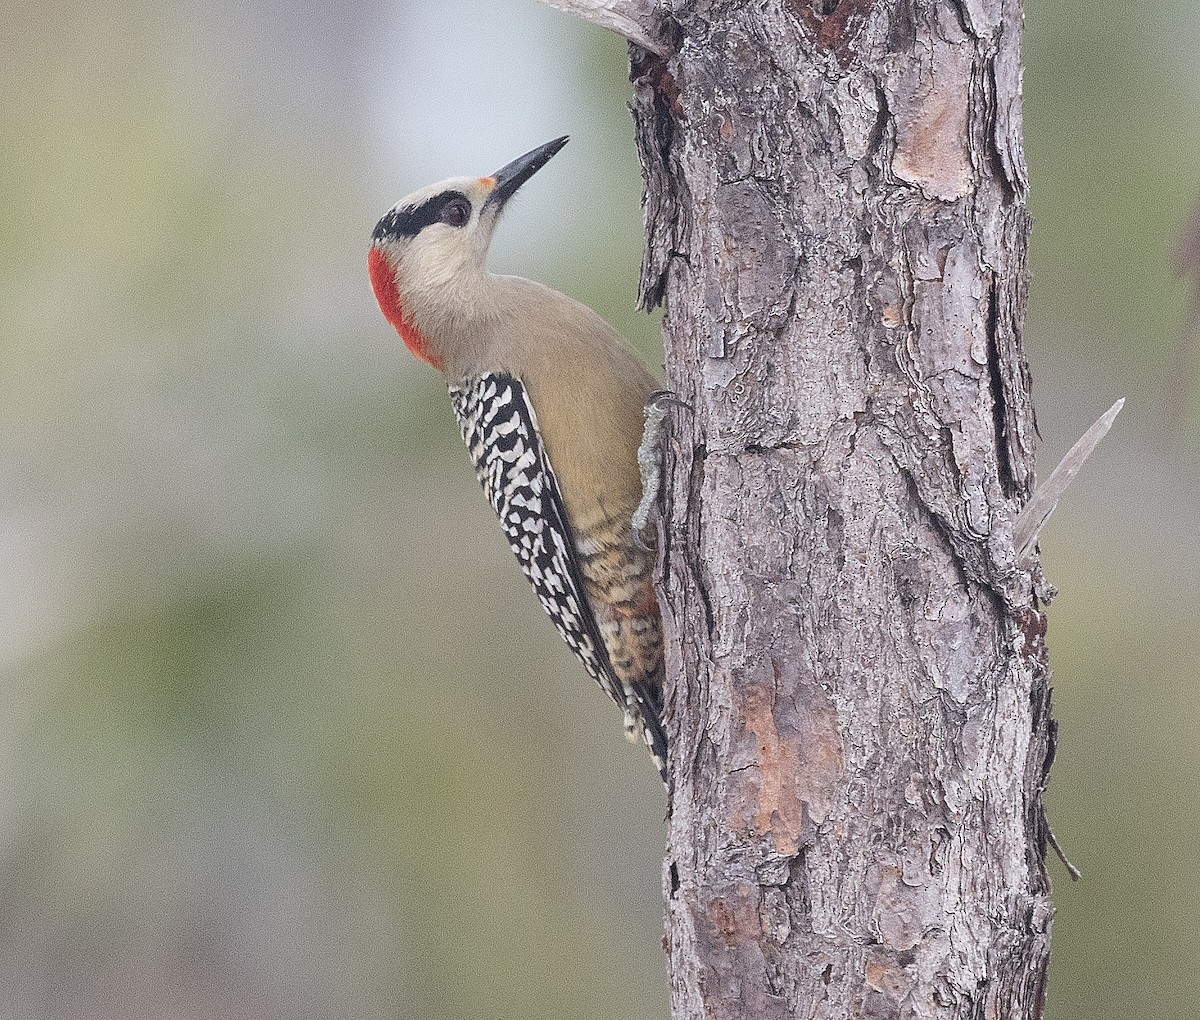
[{"x1": 449, "y1": 373, "x2": 620, "y2": 705}]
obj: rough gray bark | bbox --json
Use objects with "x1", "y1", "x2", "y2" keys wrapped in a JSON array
[{"x1": 543, "y1": 1, "x2": 1056, "y2": 1017}]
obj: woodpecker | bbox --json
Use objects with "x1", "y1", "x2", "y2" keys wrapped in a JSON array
[{"x1": 369, "y1": 137, "x2": 668, "y2": 783}]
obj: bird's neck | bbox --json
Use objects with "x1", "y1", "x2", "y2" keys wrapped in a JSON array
[{"x1": 368, "y1": 246, "x2": 447, "y2": 371}]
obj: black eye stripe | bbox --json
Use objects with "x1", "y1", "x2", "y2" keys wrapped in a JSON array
[{"x1": 373, "y1": 190, "x2": 470, "y2": 241}]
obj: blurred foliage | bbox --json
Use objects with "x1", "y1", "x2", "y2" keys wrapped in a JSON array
[
  {"x1": 1, "y1": 1, "x2": 1197, "y2": 1018},
  {"x1": 1024, "y1": 0, "x2": 1200, "y2": 397}
]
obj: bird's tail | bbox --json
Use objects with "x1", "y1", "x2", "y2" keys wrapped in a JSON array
[{"x1": 625, "y1": 679, "x2": 669, "y2": 787}]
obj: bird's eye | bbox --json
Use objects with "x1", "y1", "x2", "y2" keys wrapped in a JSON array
[{"x1": 441, "y1": 198, "x2": 471, "y2": 228}]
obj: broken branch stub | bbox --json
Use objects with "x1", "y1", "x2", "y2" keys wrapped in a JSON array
[
  {"x1": 534, "y1": 0, "x2": 672, "y2": 56},
  {"x1": 1013, "y1": 398, "x2": 1125, "y2": 564}
]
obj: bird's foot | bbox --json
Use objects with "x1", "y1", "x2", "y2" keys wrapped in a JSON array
[{"x1": 632, "y1": 390, "x2": 690, "y2": 550}]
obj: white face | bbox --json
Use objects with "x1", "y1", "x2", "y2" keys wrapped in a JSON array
[
  {"x1": 369, "y1": 138, "x2": 568, "y2": 342},
  {"x1": 371, "y1": 175, "x2": 503, "y2": 304}
]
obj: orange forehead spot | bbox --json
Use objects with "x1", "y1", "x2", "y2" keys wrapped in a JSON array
[{"x1": 478, "y1": 176, "x2": 496, "y2": 190}]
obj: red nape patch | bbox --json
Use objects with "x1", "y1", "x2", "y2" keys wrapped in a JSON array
[{"x1": 367, "y1": 246, "x2": 444, "y2": 371}]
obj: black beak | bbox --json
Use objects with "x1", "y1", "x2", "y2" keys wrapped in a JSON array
[{"x1": 484, "y1": 136, "x2": 569, "y2": 212}]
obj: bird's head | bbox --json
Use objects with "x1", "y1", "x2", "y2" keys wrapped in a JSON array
[{"x1": 369, "y1": 136, "x2": 569, "y2": 371}]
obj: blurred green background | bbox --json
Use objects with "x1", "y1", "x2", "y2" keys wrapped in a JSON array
[{"x1": 1, "y1": 2, "x2": 1196, "y2": 1017}]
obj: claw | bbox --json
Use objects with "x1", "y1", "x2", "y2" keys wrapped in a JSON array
[
  {"x1": 632, "y1": 389, "x2": 689, "y2": 549},
  {"x1": 645, "y1": 389, "x2": 692, "y2": 412}
]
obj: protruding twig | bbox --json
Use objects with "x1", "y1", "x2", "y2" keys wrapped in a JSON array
[
  {"x1": 1046, "y1": 824, "x2": 1082, "y2": 881},
  {"x1": 1012, "y1": 398, "x2": 1125, "y2": 565},
  {"x1": 534, "y1": 0, "x2": 672, "y2": 56}
]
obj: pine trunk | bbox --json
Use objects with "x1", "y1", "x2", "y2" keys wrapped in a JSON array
[{"x1": 626, "y1": 1, "x2": 1056, "y2": 1017}]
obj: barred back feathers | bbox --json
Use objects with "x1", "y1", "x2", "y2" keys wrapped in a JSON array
[{"x1": 451, "y1": 372, "x2": 668, "y2": 782}]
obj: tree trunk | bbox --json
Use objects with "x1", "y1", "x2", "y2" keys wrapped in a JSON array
[
  {"x1": 542, "y1": 0, "x2": 1056, "y2": 1016},
  {"x1": 633, "y1": 2, "x2": 1056, "y2": 1017}
]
